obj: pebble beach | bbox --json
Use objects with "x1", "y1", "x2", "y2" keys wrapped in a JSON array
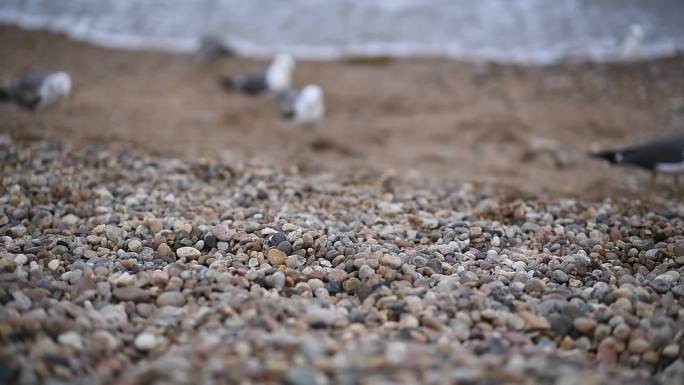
[{"x1": 1, "y1": 138, "x2": 684, "y2": 384}]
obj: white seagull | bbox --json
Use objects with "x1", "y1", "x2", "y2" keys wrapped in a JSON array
[
  {"x1": 277, "y1": 84, "x2": 325, "y2": 127},
  {"x1": 0, "y1": 72, "x2": 72, "y2": 110},
  {"x1": 621, "y1": 24, "x2": 644, "y2": 60},
  {"x1": 221, "y1": 54, "x2": 295, "y2": 96}
]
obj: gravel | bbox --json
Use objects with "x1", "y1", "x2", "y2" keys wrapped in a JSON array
[{"x1": 0, "y1": 140, "x2": 683, "y2": 385}]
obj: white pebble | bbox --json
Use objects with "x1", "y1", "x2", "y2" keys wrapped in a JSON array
[
  {"x1": 512, "y1": 261, "x2": 527, "y2": 271},
  {"x1": 47, "y1": 259, "x2": 60, "y2": 271},
  {"x1": 58, "y1": 331, "x2": 83, "y2": 350},
  {"x1": 307, "y1": 278, "x2": 325, "y2": 292},
  {"x1": 134, "y1": 333, "x2": 159, "y2": 351},
  {"x1": 176, "y1": 247, "x2": 201, "y2": 259},
  {"x1": 261, "y1": 227, "x2": 278, "y2": 235},
  {"x1": 14, "y1": 254, "x2": 28, "y2": 265},
  {"x1": 113, "y1": 272, "x2": 135, "y2": 286},
  {"x1": 282, "y1": 223, "x2": 299, "y2": 232}
]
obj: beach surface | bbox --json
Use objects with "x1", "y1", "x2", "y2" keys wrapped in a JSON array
[{"x1": 1, "y1": 26, "x2": 684, "y2": 385}]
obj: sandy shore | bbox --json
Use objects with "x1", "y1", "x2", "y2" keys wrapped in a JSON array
[
  {"x1": 2, "y1": 26, "x2": 684, "y2": 385},
  {"x1": 1, "y1": 26, "x2": 684, "y2": 199}
]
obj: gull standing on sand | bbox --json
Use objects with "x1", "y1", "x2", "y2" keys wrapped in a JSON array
[
  {"x1": 277, "y1": 84, "x2": 325, "y2": 127},
  {"x1": 0, "y1": 72, "x2": 72, "y2": 110},
  {"x1": 621, "y1": 24, "x2": 644, "y2": 60},
  {"x1": 592, "y1": 132, "x2": 684, "y2": 196},
  {"x1": 220, "y1": 54, "x2": 295, "y2": 96}
]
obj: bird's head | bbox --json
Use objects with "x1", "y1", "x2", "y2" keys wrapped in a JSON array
[
  {"x1": 293, "y1": 85, "x2": 325, "y2": 126},
  {"x1": 267, "y1": 54, "x2": 296, "y2": 93},
  {"x1": 301, "y1": 84, "x2": 323, "y2": 104},
  {"x1": 47, "y1": 72, "x2": 72, "y2": 98},
  {"x1": 272, "y1": 54, "x2": 295, "y2": 73}
]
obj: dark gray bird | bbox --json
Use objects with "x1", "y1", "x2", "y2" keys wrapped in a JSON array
[
  {"x1": 0, "y1": 72, "x2": 72, "y2": 110},
  {"x1": 592, "y1": 132, "x2": 684, "y2": 196}
]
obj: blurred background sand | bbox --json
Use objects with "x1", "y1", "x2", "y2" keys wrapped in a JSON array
[{"x1": 2, "y1": 26, "x2": 684, "y2": 199}]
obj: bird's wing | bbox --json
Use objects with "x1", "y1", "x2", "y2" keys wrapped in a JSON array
[
  {"x1": 11, "y1": 73, "x2": 48, "y2": 108},
  {"x1": 239, "y1": 74, "x2": 269, "y2": 95},
  {"x1": 15, "y1": 73, "x2": 49, "y2": 91},
  {"x1": 221, "y1": 73, "x2": 269, "y2": 95}
]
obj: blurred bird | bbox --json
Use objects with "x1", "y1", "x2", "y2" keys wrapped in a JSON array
[
  {"x1": 621, "y1": 24, "x2": 644, "y2": 60},
  {"x1": 277, "y1": 85, "x2": 325, "y2": 127},
  {"x1": 220, "y1": 54, "x2": 295, "y2": 96},
  {"x1": 591, "y1": 132, "x2": 684, "y2": 196},
  {"x1": 195, "y1": 35, "x2": 235, "y2": 62},
  {"x1": 0, "y1": 72, "x2": 72, "y2": 110}
]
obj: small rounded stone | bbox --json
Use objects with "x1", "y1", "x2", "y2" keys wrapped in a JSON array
[
  {"x1": 176, "y1": 247, "x2": 201, "y2": 259},
  {"x1": 573, "y1": 317, "x2": 597, "y2": 334},
  {"x1": 134, "y1": 333, "x2": 158, "y2": 351},
  {"x1": 628, "y1": 338, "x2": 650, "y2": 354},
  {"x1": 47, "y1": 259, "x2": 60, "y2": 271},
  {"x1": 14, "y1": 254, "x2": 28, "y2": 265},
  {"x1": 127, "y1": 239, "x2": 143, "y2": 252},
  {"x1": 267, "y1": 249, "x2": 287, "y2": 266},
  {"x1": 524, "y1": 279, "x2": 545, "y2": 294},
  {"x1": 156, "y1": 291, "x2": 186, "y2": 307}
]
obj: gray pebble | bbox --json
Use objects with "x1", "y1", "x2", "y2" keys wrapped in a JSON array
[{"x1": 156, "y1": 291, "x2": 186, "y2": 307}]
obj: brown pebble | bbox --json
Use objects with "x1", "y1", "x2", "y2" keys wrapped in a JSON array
[
  {"x1": 609, "y1": 227, "x2": 622, "y2": 241},
  {"x1": 573, "y1": 317, "x2": 596, "y2": 334},
  {"x1": 519, "y1": 311, "x2": 550, "y2": 331},
  {"x1": 156, "y1": 243, "x2": 172, "y2": 258},
  {"x1": 267, "y1": 249, "x2": 287, "y2": 266}
]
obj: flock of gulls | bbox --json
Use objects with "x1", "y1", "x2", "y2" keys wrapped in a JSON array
[
  {"x1": 0, "y1": 48, "x2": 324, "y2": 128},
  {"x1": 1, "y1": 24, "x2": 683, "y2": 197}
]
